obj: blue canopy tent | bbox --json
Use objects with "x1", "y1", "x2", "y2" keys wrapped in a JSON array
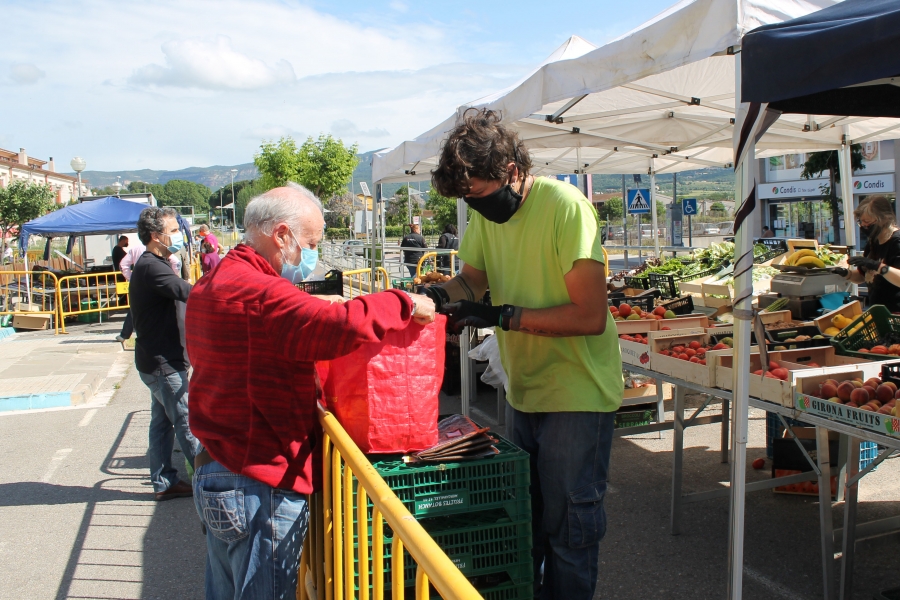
[
  {"x1": 19, "y1": 196, "x2": 147, "y2": 253},
  {"x1": 730, "y1": 2, "x2": 900, "y2": 598}
]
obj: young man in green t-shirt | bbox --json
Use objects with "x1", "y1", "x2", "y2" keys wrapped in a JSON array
[{"x1": 423, "y1": 108, "x2": 623, "y2": 600}]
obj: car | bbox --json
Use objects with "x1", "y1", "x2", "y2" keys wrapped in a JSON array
[
  {"x1": 702, "y1": 225, "x2": 720, "y2": 235},
  {"x1": 342, "y1": 240, "x2": 368, "y2": 256},
  {"x1": 715, "y1": 221, "x2": 734, "y2": 235}
]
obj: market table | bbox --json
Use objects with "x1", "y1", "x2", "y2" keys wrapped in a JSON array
[{"x1": 623, "y1": 363, "x2": 900, "y2": 600}]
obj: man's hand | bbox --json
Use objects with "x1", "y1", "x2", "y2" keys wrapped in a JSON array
[
  {"x1": 848, "y1": 255, "x2": 881, "y2": 272},
  {"x1": 410, "y1": 293, "x2": 436, "y2": 325},
  {"x1": 442, "y1": 301, "x2": 501, "y2": 333}
]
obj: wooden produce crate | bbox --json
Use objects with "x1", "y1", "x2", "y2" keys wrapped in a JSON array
[
  {"x1": 622, "y1": 384, "x2": 658, "y2": 407},
  {"x1": 619, "y1": 333, "x2": 653, "y2": 366},
  {"x1": 700, "y1": 281, "x2": 733, "y2": 308},
  {"x1": 657, "y1": 313, "x2": 710, "y2": 330},
  {"x1": 813, "y1": 300, "x2": 863, "y2": 335},
  {"x1": 794, "y1": 371, "x2": 900, "y2": 441},
  {"x1": 715, "y1": 353, "x2": 816, "y2": 406},
  {"x1": 786, "y1": 238, "x2": 819, "y2": 253},
  {"x1": 774, "y1": 345, "x2": 900, "y2": 380},
  {"x1": 648, "y1": 328, "x2": 732, "y2": 387},
  {"x1": 615, "y1": 318, "x2": 659, "y2": 336}
]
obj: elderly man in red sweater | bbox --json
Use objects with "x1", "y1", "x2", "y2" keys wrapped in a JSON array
[{"x1": 185, "y1": 182, "x2": 434, "y2": 599}]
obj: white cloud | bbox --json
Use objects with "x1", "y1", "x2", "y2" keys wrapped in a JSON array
[
  {"x1": 389, "y1": 1, "x2": 408, "y2": 12},
  {"x1": 130, "y1": 36, "x2": 295, "y2": 90},
  {"x1": 331, "y1": 120, "x2": 390, "y2": 139},
  {"x1": 10, "y1": 63, "x2": 45, "y2": 84}
]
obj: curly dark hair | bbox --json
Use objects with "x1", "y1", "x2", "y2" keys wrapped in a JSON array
[
  {"x1": 137, "y1": 206, "x2": 178, "y2": 245},
  {"x1": 431, "y1": 108, "x2": 532, "y2": 198}
]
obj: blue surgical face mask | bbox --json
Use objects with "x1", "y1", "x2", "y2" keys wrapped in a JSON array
[
  {"x1": 163, "y1": 231, "x2": 184, "y2": 254},
  {"x1": 280, "y1": 229, "x2": 318, "y2": 283}
]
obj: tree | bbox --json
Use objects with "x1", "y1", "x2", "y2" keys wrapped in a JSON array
[
  {"x1": 0, "y1": 180, "x2": 54, "y2": 261},
  {"x1": 209, "y1": 180, "x2": 254, "y2": 214},
  {"x1": 710, "y1": 201, "x2": 726, "y2": 215},
  {"x1": 387, "y1": 186, "x2": 423, "y2": 227},
  {"x1": 157, "y1": 180, "x2": 210, "y2": 214},
  {"x1": 801, "y1": 145, "x2": 864, "y2": 244},
  {"x1": 598, "y1": 197, "x2": 623, "y2": 221},
  {"x1": 235, "y1": 179, "x2": 268, "y2": 227},
  {"x1": 426, "y1": 190, "x2": 467, "y2": 230},
  {"x1": 325, "y1": 192, "x2": 354, "y2": 228},
  {"x1": 254, "y1": 134, "x2": 359, "y2": 200}
]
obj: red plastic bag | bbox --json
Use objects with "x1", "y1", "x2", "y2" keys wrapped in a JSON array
[{"x1": 317, "y1": 316, "x2": 445, "y2": 453}]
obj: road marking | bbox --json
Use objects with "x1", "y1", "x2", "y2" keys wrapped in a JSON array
[
  {"x1": 744, "y1": 565, "x2": 811, "y2": 600},
  {"x1": 41, "y1": 448, "x2": 73, "y2": 483},
  {"x1": 78, "y1": 408, "x2": 98, "y2": 427}
]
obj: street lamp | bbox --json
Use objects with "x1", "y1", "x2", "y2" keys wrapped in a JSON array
[
  {"x1": 230, "y1": 168, "x2": 237, "y2": 228},
  {"x1": 112, "y1": 176, "x2": 122, "y2": 196},
  {"x1": 70, "y1": 157, "x2": 86, "y2": 201}
]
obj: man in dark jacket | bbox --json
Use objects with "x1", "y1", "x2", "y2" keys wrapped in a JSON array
[
  {"x1": 400, "y1": 223, "x2": 427, "y2": 277},
  {"x1": 130, "y1": 207, "x2": 200, "y2": 501}
]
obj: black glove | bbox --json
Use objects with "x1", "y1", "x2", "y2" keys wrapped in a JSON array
[
  {"x1": 422, "y1": 285, "x2": 450, "y2": 312},
  {"x1": 441, "y1": 301, "x2": 501, "y2": 333},
  {"x1": 831, "y1": 267, "x2": 849, "y2": 277},
  {"x1": 848, "y1": 255, "x2": 881, "y2": 272}
]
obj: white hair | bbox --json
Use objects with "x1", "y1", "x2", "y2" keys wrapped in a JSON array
[{"x1": 243, "y1": 182, "x2": 323, "y2": 247}]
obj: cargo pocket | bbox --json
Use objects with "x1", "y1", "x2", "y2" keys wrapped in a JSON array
[
  {"x1": 566, "y1": 481, "x2": 607, "y2": 548},
  {"x1": 200, "y1": 489, "x2": 248, "y2": 544}
]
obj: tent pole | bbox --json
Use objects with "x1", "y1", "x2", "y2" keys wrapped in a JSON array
[
  {"x1": 457, "y1": 197, "x2": 473, "y2": 418},
  {"x1": 838, "y1": 129, "x2": 856, "y2": 250},
  {"x1": 727, "y1": 54, "x2": 751, "y2": 600},
  {"x1": 650, "y1": 167, "x2": 659, "y2": 257}
]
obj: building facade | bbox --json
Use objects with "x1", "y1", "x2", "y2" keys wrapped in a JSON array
[
  {"x1": 757, "y1": 140, "x2": 897, "y2": 246},
  {"x1": 0, "y1": 147, "x2": 89, "y2": 204}
]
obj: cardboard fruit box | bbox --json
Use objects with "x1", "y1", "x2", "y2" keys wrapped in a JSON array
[
  {"x1": 794, "y1": 371, "x2": 900, "y2": 441},
  {"x1": 813, "y1": 300, "x2": 863, "y2": 335},
  {"x1": 623, "y1": 384, "x2": 658, "y2": 405},
  {"x1": 648, "y1": 328, "x2": 734, "y2": 387}
]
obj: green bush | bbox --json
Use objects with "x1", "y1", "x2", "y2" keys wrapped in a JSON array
[{"x1": 325, "y1": 228, "x2": 351, "y2": 239}]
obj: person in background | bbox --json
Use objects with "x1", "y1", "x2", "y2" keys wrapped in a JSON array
[
  {"x1": 112, "y1": 236, "x2": 129, "y2": 271},
  {"x1": 436, "y1": 223, "x2": 459, "y2": 274},
  {"x1": 400, "y1": 223, "x2": 427, "y2": 278},
  {"x1": 423, "y1": 108, "x2": 621, "y2": 600},
  {"x1": 116, "y1": 240, "x2": 181, "y2": 348},
  {"x1": 761, "y1": 225, "x2": 775, "y2": 238},
  {"x1": 198, "y1": 224, "x2": 219, "y2": 253},
  {"x1": 842, "y1": 195, "x2": 900, "y2": 312},
  {"x1": 185, "y1": 183, "x2": 434, "y2": 598},
  {"x1": 130, "y1": 207, "x2": 200, "y2": 501},
  {"x1": 199, "y1": 239, "x2": 220, "y2": 276}
]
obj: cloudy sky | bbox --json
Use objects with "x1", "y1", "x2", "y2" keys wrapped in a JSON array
[{"x1": 4, "y1": 0, "x2": 674, "y2": 172}]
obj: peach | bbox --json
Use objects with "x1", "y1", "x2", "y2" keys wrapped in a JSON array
[
  {"x1": 820, "y1": 382, "x2": 838, "y2": 399},
  {"x1": 850, "y1": 388, "x2": 870, "y2": 405},
  {"x1": 860, "y1": 404, "x2": 876, "y2": 412},
  {"x1": 865, "y1": 378, "x2": 881, "y2": 389},
  {"x1": 837, "y1": 382, "x2": 856, "y2": 402},
  {"x1": 883, "y1": 381, "x2": 897, "y2": 392},
  {"x1": 862, "y1": 385, "x2": 877, "y2": 398},
  {"x1": 876, "y1": 384, "x2": 895, "y2": 403},
  {"x1": 823, "y1": 378, "x2": 840, "y2": 388},
  {"x1": 851, "y1": 380, "x2": 864, "y2": 389}
]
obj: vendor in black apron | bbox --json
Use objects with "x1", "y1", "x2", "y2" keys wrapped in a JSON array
[{"x1": 843, "y1": 195, "x2": 900, "y2": 312}]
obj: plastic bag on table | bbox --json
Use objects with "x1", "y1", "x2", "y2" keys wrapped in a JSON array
[
  {"x1": 467, "y1": 333, "x2": 508, "y2": 392},
  {"x1": 316, "y1": 315, "x2": 445, "y2": 453}
]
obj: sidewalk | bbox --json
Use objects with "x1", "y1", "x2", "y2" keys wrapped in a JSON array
[{"x1": 0, "y1": 316, "x2": 132, "y2": 413}]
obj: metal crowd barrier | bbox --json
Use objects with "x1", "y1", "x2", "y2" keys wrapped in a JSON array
[
  {"x1": 189, "y1": 259, "x2": 202, "y2": 284},
  {"x1": 298, "y1": 404, "x2": 482, "y2": 600},
  {"x1": 56, "y1": 272, "x2": 129, "y2": 334},
  {"x1": 0, "y1": 270, "x2": 60, "y2": 333},
  {"x1": 342, "y1": 268, "x2": 390, "y2": 298},
  {"x1": 416, "y1": 251, "x2": 458, "y2": 278}
]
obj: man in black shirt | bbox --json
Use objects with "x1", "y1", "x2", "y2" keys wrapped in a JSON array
[
  {"x1": 130, "y1": 207, "x2": 200, "y2": 501},
  {"x1": 112, "y1": 236, "x2": 128, "y2": 270},
  {"x1": 400, "y1": 223, "x2": 427, "y2": 277}
]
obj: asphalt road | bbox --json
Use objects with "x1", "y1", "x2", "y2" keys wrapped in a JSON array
[{"x1": 1, "y1": 364, "x2": 898, "y2": 599}]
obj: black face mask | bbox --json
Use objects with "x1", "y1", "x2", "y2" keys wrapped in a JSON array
[
  {"x1": 464, "y1": 181, "x2": 524, "y2": 224},
  {"x1": 860, "y1": 224, "x2": 880, "y2": 240}
]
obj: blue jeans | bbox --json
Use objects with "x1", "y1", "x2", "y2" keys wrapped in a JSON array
[
  {"x1": 505, "y1": 405, "x2": 615, "y2": 600},
  {"x1": 193, "y1": 461, "x2": 309, "y2": 600},
  {"x1": 139, "y1": 369, "x2": 201, "y2": 493}
]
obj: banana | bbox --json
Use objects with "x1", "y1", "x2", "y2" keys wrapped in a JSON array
[
  {"x1": 787, "y1": 249, "x2": 818, "y2": 266},
  {"x1": 795, "y1": 256, "x2": 826, "y2": 268}
]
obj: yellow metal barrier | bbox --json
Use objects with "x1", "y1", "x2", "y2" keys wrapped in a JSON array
[
  {"x1": 0, "y1": 270, "x2": 60, "y2": 333},
  {"x1": 417, "y1": 251, "x2": 458, "y2": 278},
  {"x1": 342, "y1": 268, "x2": 389, "y2": 298},
  {"x1": 189, "y1": 259, "x2": 202, "y2": 284},
  {"x1": 56, "y1": 272, "x2": 129, "y2": 334},
  {"x1": 299, "y1": 404, "x2": 483, "y2": 600}
]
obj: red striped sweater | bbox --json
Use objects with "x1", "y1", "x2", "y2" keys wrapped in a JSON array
[{"x1": 185, "y1": 244, "x2": 414, "y2": 493}]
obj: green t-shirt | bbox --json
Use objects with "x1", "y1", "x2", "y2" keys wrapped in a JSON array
[{"x1": 458, "y1": 177, "x2": 623, "y2": 413}]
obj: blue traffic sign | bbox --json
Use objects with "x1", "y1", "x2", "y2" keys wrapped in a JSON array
[
  {"x1": 682, "y1": 198, "x2": 698, "y2": 215},
  {"x1": 627, "y1": 188, "x2": 651, "y2": 214}
]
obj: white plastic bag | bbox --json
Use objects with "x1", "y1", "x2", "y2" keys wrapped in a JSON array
[{"x1": 468, "y1": 334, "x2": 508, "y2": 392}]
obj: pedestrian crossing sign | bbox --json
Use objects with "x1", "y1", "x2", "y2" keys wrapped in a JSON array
[{"x1": 627, "y1": 188, "x2": 651, "y2": 214}]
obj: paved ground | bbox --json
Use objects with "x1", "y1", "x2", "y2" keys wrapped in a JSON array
[{"x1": 0, "y1": 329, "x2": 898, "y2": 599}]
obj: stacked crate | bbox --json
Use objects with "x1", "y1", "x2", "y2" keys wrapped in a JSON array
[{"x1": 352, "y1": 435, "x2": 533, "y2": 599}]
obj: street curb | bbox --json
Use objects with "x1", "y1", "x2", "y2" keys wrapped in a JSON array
[
  {"x1": 0, "y1": 327, "x2": 15, "y2": 342},
  {"x1": 0, "y1": 372, "x2": 103, "y2": 412}
]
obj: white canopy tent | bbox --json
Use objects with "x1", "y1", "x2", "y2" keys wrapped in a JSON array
[{"x1": 373, "y1": 2, "x2": 900, "y2": 595}]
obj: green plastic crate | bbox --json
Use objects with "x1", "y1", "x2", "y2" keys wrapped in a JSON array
[
  {"x1": 830, "y1": 305, "x2": 900, "y2": 359},
  {"x1": 360, "y1": 435, "x2": 531, "y2": 521},
  {"x1": 354, "y1": 509, "x2": 533, "y2": 592},
  {"x1": 614, "y1": 403, "x2": 657, "y2": 429},
  {"x1": 391, "y1": 278, "x2": 416, "y2": 292}
]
